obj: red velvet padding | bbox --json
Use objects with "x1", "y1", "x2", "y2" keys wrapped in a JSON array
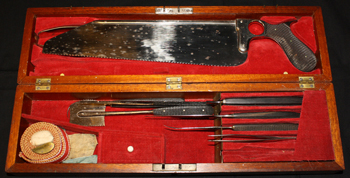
[
  {"x1": 29, "y1": 99, "x2": 215, "y2": 163},
  {"x1": 220, "y1": 90, "x2": 334, "y2": 162},
  {"x1": 98, "y1": 131, "x2": 164, "y2": 163},
  {"x1": 21, "y1": 114, "x2": 165, "y2": 163},
  {"x1": 22, "y1": 91, "x2": 334, "y2": 163},
  {"x1": 29, "y1": 16, "x2": 320, "y2": 76}
]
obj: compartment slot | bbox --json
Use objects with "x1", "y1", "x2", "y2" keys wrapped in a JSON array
[
  {"x1": 15, "y1": 91, "x2": 334, "y2": 164},
  {"x1": 219, "y1": 90, "x2": 334, "y2": 162}
]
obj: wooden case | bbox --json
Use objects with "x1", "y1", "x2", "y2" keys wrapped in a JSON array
[{"x1": 6, "y1": 6, "x2": 344, "y2": 174}]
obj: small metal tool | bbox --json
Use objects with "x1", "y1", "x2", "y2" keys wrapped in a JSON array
[
  {"x1": 69, "y1": 104, "x2": 214, "y2": 126},
  {"x1": 216, "y1": 111, "x2": 300, "y2": 118},
  {"x1": 69, "y1": 99, "x2": 300, "y2": 126},
  {"x1": 207, "y1": 96, "x2": 303, "y2": 106},
  {"x1": 164, "y1": 123, "x2": 299, "y2": 131},
  {"x1": 70, "y1": 98, "x2": 207, "y2": 108},
  {"x1": 208, "y1": 134, "x2": 297, "y2": 142}
]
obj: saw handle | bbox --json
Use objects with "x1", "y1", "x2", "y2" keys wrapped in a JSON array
[{"x1": 236, "y1": 19, "x2": 317, "y2": 72}]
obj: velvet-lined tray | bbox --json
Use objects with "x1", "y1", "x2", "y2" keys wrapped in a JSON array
[
  {"x1": 6, "y1": 82, "x2": 343, "y2": 173},
  {"x1": 18, "y1": 91, "x2": 333, "y2": 164}
]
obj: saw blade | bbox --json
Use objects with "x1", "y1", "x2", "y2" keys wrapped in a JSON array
[{"x1": 43, "y1": 20, "x2": 246, "y2": 66}]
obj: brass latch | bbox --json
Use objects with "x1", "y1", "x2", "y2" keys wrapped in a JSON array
[
  {"x1": 166, "y1": 77, "x2": 182, "y2": 90},
  {"x1": 299, "y1": 76, "x2": 315, "y2": 89},
  {"x1": 152, "y1": 164, "x2": 197, "y2": 171},
  {"x1": 35, "y1": 78, "x2": 51, "y2": 90}
]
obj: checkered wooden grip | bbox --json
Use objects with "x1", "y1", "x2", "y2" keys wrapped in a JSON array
[
  {"x1": 153, "y1": 106, "x2": 214, "y2": 116},
  {"x1": 265, "y1": 23, "x2": 317, "y2": 72}
]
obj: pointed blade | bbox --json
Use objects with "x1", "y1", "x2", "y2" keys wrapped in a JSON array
[
  {"x1": 217, "y1": 111, "x2": 300, "y2": 118},
  {"x1": 43, "y1": 20, "x2": 246, "y2": 66}
]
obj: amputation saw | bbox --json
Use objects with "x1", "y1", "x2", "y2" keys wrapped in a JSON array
[{"x1": 42, "y1": 19, "x2": 317, "y2": 72}]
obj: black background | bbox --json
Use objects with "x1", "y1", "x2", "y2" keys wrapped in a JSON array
[{"x1": 1, "y1": 0, "x2": 349, "y2": 178}]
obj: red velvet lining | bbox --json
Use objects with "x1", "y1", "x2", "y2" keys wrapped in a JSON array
[
  {"x1": 26, "y1": 99, "x2": 215, "y2": 163},
  {"x1": 19, "y1": 91, "x2": 334, "y2": 163},
  {"x1": 29, "y1": 16, "x2": 320, "y2": 76},
  {"x1": 98, "y1": 131, "x2": 165, "y2": 163},
  {"x1": 220, "y1": 90, "x2": 334, "y2": 162}
]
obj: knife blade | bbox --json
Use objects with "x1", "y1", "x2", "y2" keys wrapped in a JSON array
[
  {"x1": 164, "y1": 123, "x2": 299, "y2": 131},
  {"x1": 207, "y1": 96, "x2": 303, "y2": 106}
]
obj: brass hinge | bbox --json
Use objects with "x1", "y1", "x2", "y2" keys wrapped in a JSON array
[
  {"x1": 152, "y1": 164, "x2": 197, "y2": 171},
  {"x1": 35, "y1": 78, "x2": 51, "y2": 90},
  {"x1": 155, "y1": 7, "x2": 193, "y2": 14},
  {"x1": 166, "y1": 77, "x2": 182, "y2": 90},
  {"x1": 299, "y1": 76, "x2": 315, "y2": 89}
]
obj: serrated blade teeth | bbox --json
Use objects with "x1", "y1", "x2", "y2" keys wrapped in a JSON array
[{"x1": 42, "y1": 20, "x2": 247, "y2": 67}]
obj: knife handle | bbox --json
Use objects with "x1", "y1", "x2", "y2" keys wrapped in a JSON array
[
  {"x1": 223, "y1": 96, "x2": 303, "y2": 105},
  {"x1": 118, "y1": 98, "x2": 185, "y2": 103},
  {"x1": 112, "y1": 102, "x2": 207, "y2": 108},
  {"x1": 153, "y1": 106, "x2": 214, "y2": 116},
  {"x1": 233, "y1": 123, "x2": 299, "y2": 131},
  {"x1": 236, "y1": 19, "x2": 317, "y2": 72}
]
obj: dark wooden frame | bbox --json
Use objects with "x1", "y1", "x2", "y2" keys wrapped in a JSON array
[{"x1": 5, "y1": 6, "x2": 344, "y2": 174}]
